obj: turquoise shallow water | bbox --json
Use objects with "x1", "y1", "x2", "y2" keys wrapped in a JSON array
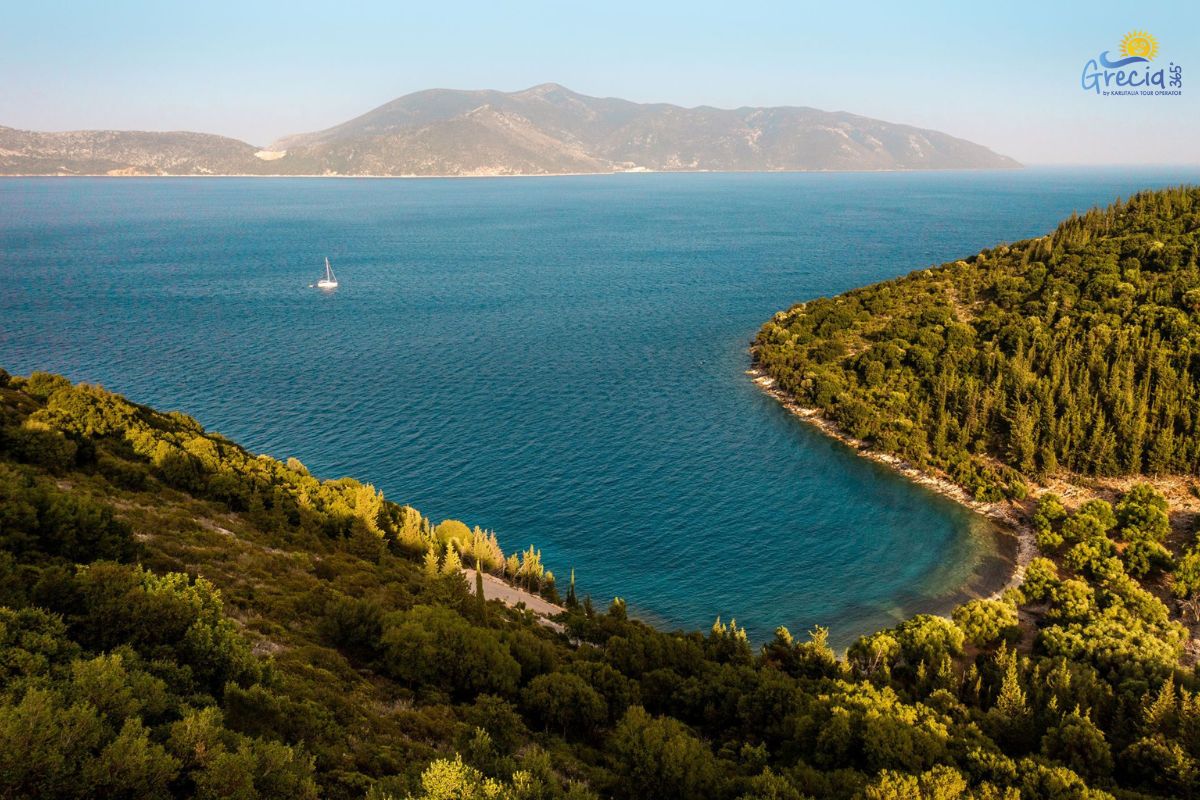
[{"x1": 3, "y1": 167, "x2": 1198, "y2": 645}]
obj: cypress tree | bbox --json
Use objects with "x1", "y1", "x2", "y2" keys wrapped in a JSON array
[{"x1": 475, "y1": 566, "x2": 487, "y2": 621}]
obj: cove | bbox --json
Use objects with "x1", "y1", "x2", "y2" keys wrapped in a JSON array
[{"x1": 3, "y1": 166, "x2": 1198, "y2": 646}]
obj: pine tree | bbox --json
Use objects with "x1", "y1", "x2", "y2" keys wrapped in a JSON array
[
  {"x1": 1143, "y1": 676, "x2": 1178, "y2": 735},
  {"x1": 423, "y1": 548, "x2": 440, "y2": 578},
  {"x1": 986, "y1": 649, "x2": 1034, "y2": 752},
  {"x1": 1006, "y1": 401, "x2": 1037, "y2": 475},
  {"x1": 441, "y1": 546, "x2": 462, "y2": 576},
  {"x1": 995, "y1": 660, "x2": 1027, "y2": 719}
]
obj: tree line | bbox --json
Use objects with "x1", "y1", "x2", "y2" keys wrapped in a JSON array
[{"x1": 755, "y1": 186, "x2": 1200, "y2": 501}]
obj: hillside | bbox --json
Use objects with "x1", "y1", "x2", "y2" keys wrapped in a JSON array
[
  {"x1": 268, "y1": 83, "x2": 1020, "y2": 176},
  {"x1": 755, "y1": 186, "x2": 1200, "y2": 504},
  {"x1": 0, "y1": 84, "x2": 1019, "y2": 176},
  {"x1": 0, "y1": 126, "x2": 272, "y2": 176},
  {"x1": 2, "y1": 356, "x2": 1200, "y2": 797}
]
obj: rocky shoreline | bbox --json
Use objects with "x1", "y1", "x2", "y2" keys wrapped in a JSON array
[{"x1": 746, "y1": 366, "x2": 1037, "y2": 598}]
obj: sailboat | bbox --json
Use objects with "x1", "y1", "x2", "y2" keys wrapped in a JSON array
[{"x1": 316, "y1": 257, "x2": 338, "y2": 289}]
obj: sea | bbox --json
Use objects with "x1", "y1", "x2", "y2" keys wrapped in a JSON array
[{"x1": 3, "y1": 166, "x2": 1197, "y2": 645}]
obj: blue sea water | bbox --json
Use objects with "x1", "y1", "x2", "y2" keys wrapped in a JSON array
[{"x1": 3, "y1": 167, "x2": 1198, "y2": 645}]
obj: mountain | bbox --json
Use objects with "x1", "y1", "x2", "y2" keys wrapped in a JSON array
[
  {"x1": 0, "y1": 125, "x2": 271, "y2": 176},
  {"x1": 270, "y1": 83, "x2": 1020, "y2": 175},
  {"x1": 0, "y1": 84, "x2": 1019, "y2": 176}
]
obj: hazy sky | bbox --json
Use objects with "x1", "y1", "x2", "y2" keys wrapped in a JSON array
[{"x1": 2, "y1": 0, "x2": 1196, "y2": 164}]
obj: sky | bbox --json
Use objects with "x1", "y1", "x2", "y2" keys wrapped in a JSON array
[{"x1": 1, "y1": 0, "x2": 1197, "y2": 164}]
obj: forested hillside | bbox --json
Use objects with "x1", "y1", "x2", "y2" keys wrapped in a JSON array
[
  {"x1": 755, "y1": 186, "x2": 1200, "y2": 502},
  {"x1": 2, "y1": 365, "x2": 1200, "y2": 799}
]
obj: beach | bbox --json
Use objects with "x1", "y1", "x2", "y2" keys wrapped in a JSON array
[{"x1": 746, "y1": 366, "x2": 1037, "y2": 600}]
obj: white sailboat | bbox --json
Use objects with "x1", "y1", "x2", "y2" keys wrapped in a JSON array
[{"x1": 316, "y1": 257, "x2": 338, "y2": 289}]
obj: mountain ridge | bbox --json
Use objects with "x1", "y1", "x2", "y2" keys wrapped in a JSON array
[{"x1": 0, "y1": 83, "x2": 1020, "y2": 176}]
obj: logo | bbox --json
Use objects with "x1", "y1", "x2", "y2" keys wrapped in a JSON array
[
  {"x1": 1081, "y1": 30, "x2": 1183, "y2": 96},
  {"x1": 1119, "y1": 31, "x2": 1158, "y2": 61}
]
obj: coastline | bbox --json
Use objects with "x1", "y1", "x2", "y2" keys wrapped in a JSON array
[
  {"x1": 746, "y1": 366, "x2": 1037, "y2": 600},
  {"x1": 0, "y1": 166, "x2": 1025, "y2": 180}
]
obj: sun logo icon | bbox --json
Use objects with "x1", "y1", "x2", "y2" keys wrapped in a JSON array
[{"x1": 1120, "y1": 30, "x2": 1158, "y2": 60}]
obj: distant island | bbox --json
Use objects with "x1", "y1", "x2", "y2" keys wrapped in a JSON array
[{"x1": 0, "y1": 83, "x2": 1019, "y2": 177}]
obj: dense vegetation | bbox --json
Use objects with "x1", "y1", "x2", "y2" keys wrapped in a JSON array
[
  {"x1": 754, "y1": 186, "x2": 1200, "y2": 501},
  {"x1": 1, "y1": 367, "x2": 1198, "y2": 800},
  {"x1": 7, "y1": 187, "x2": 1200, "y2": 800}
]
